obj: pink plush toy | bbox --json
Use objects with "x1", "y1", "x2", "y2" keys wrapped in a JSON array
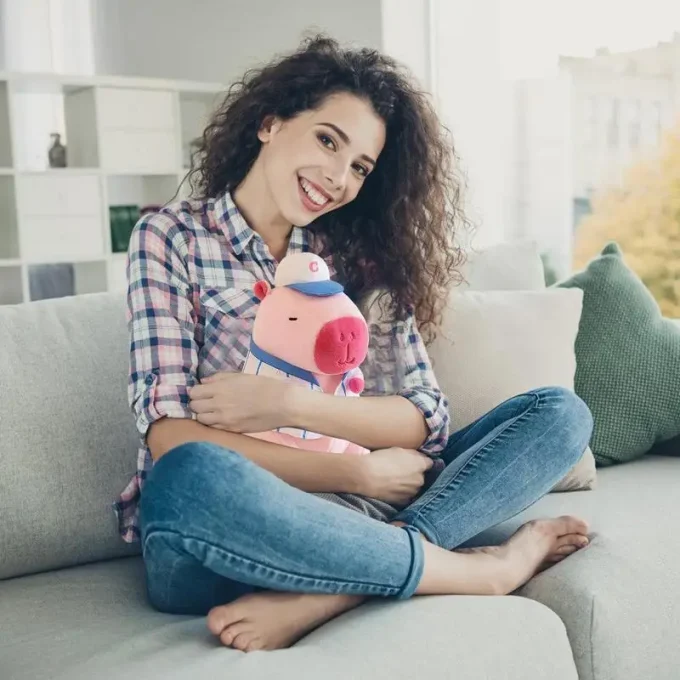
[{"x1": 243, "y1": 252, "x2": 371, "y2": 455}]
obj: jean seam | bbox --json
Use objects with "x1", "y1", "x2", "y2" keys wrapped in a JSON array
[
  {"x1": 399, "y1": 392, "x2": 542, "y2": 533},
  {"x1": 144, "y1": 528, "x2": 405, "y2": 597}
]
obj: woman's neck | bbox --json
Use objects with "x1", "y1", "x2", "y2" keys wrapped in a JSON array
[{"x1": 233, "y1": 160, "x2": 293, "y2": 261}]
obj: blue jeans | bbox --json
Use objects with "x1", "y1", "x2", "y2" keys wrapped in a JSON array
[{"x1": 139, "y1": 386, "x2": 593, "y2": 614}]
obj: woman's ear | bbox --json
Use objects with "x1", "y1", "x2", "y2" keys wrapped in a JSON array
[
  {"x1": 253, "y1": 280, "x2": 271, "y2": 301},
  {"x1": 257, "y1": 115, "x2": 280, "y2": 143}
]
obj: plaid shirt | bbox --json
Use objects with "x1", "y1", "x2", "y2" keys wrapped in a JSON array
[{"x1": 114, "y1": 191, "x2": 450, "y2": 543}]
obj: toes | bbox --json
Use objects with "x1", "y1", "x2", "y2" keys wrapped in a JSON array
[
  {"x1": 554, "y1": 544, "x2": 579, "y2": 557},
  {"x1": 231, "y1": 630, "x2": 256, "y2": 652},
  {"x1": 207, "y1": 606, "x2": 242, "y2": 636},
  {"x1": 245, "y1": 637, "x2": 264, "y2": 652},
  {"x1": 545, "y1": 554, "x2": 568, "y2": 564},
  {"x1": 557, "y1": 515, "x2": 590, "y2": 536},
  {"x1": 556, "y1": 533, "x2": 590, "y2": 550},
  {"x1": 220, "y1": 622, "x2": 252, "y2": 648}
]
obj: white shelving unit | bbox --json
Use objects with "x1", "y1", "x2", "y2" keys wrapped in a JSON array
[{"x1": 0, "y1": 71, "x2": 223, "y2": 304}]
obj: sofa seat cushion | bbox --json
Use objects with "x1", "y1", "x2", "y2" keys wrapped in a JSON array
[
  {"x1": 0, "y1": 557, "x2": 577, "y2": 680},
  {"x1": 464, "y1": 456, "x2": 680, "y2": 680}
]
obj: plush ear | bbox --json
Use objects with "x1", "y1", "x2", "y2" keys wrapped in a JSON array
[{"x1": 253, "y1": 280, "x2": 271, "y2": 301}]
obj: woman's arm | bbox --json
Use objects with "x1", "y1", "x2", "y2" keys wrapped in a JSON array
[
  {"x1": 287, "y1": 298, "x2": 451, "y2": 452},
  {"x1": 286, "y1": 391, "x2": 428, "y2": 450},
  {"x1": 148, "y1": 417, "x2": 362, "y2": 494}
]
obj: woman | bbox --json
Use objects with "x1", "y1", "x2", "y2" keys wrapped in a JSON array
[{"x1": 115, "y1": 35, "x2": 593, "y2": 653}]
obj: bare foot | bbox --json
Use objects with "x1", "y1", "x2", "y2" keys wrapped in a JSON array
[
  {"x1": 207, "y1": 591, "x2": 364, "y2": 652},
  {"x1": 455, "y1": 516, "x2": 590, "y2": 594}
]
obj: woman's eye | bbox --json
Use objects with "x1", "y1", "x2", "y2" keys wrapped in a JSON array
[
  {"x1": 318, "y1": 133, "x2": 336, "y2": 151},
  {"x1": 353, "y1": 164, "x2": 369, "y2": 178}
]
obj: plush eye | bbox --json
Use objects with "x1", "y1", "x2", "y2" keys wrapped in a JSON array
[{"x1": 288, "y1": 317, "x2": 298, "y2": 321}]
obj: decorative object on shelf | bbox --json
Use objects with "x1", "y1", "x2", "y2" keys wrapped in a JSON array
[
  {"x1": 29, "y1": 263, "x2": 75, "y2": 301},
  {"x1": 48, "y1": 133, "x2": 67, "y2": 168},
  {"x1": 109, "y1": 205, "x2": 140, "y2": 254}
]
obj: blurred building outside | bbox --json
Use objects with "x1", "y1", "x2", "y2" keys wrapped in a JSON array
[{"x1": 512, "y1": 31, "x2": 680, "y2": 282}]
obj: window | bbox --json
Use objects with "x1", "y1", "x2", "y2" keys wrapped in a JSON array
[
  {"x1": 607, "y1": 98, "x2": 620, "y2": 149},
  {"x1": 585, "y1": 97, "x2": 598, "y2": 146},
  {"x1": 629, "y1": 99, "x2": 642, "y2": 148}
]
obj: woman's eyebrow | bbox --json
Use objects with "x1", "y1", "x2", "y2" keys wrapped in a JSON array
[{"x1": 319, "y1": 122, "x2": 376, "y2": 166}]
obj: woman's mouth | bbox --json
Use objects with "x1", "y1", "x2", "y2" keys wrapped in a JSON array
[{"x1": 298, "y1": 176, "x2": 331, "y2": 212}]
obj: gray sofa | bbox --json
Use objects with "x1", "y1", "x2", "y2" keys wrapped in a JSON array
[{"x1": 1, "y1": 292, "x2": 678, "y2": 680}]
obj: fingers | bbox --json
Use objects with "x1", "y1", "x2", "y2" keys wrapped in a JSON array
[
  {"x1": 188, "y1": 383, "x2": 214, "y2": 400},
  {"x1": 189, "y1": 397, "x2": 215, "y2": 414},
  {"x1": 201, "y1": 372, "x2": 232, "y2": 383},
  {"x1": 419, "y1": 454, "x2": 434, "y2": 470},
  {"x1": 195, "y1": 411, "x2": 221, "y2": 426}
]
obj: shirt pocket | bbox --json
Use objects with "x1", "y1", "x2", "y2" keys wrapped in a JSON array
[{"x1": 199, "y1": 286, "x2": 258, "y2": 371}]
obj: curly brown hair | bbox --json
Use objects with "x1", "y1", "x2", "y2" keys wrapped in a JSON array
[{"x1": 189, "y1": 34, "x2": 470, "y2": 343}]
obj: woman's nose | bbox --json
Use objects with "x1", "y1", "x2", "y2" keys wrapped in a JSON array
[{"x1": 325, "y1": 161, "x2": 350, "y2": 192}]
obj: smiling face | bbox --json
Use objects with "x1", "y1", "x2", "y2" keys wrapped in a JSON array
[{"x1": 256, "y1": 92, "x2": 387, "y2": 226}]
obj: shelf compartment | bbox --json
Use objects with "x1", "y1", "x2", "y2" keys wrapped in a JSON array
[
  {"x1": 108, "y1": 254, "x2": 128, "y2": 293},
  {"x1": 97, "y1": 88, "x2": 178, "y2": 173},
  {"x1": 0, "y1": 175, "x2": 19, "y2": 259},
  {"x1": 28, "y1": 260, "x2": 107, "y2": 301},
  {"x1": 11, "y1": 80, "x2": 99, "y2": 171},
  {"x1": 106, "y1": 174, "x2": 180, "y2": 253},
  {"x1": 179, "y1": 91, "x2": 220, "y2": 169},
  {"x1": 0, "y1": 81, "x2": 13, "y2": 167},
  {"x1": 0, "y1": 265, "x2": 23, "y2": 305},
  {"x1": 16, "y1": 173, "x2": 104, "y2": 262}
]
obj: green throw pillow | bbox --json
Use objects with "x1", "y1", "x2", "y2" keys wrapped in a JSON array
[{"x1": 555, "y1": 242, "x2": 680, "y2": 466}]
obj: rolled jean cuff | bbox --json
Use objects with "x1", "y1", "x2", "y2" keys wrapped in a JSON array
[
  {"x1": 393, "y1": 510, "x2": 441, "y2": 547},
  {"x1": 395, "y1": 524, "x2": 425, "y2": 600}
]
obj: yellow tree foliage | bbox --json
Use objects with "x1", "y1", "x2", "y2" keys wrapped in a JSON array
[{"x1": 573, "y1": 124, "x2": 680, "y2": 318}]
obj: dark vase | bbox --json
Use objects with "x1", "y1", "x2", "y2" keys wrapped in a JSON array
[{"x1": 48, "y1": 133, "x2": 67, "y2": 168}]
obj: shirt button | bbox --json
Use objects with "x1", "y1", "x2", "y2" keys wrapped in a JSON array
[{"x1": 145, "y1": 373, "x2": 155, "y2": 386}]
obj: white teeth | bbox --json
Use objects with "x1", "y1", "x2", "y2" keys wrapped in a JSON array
[{"x1": 300, "y1": 178, "x2": 329, "y2": 206}]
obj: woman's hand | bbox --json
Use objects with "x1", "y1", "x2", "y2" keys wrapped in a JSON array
[
  {"x1": 189, "y1": 372, "x2": 295, "y2": 433},
  {"x1": 355, "y1": 448, "x2": 434, "y2": 506}
]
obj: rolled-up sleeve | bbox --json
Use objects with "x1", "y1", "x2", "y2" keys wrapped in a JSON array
[
  {"x1": 361, "y1": 292, "x2": 450, "y2": 455},
  {"x1": 127, "y1": 212, "x2": 198, "y2": 438}
]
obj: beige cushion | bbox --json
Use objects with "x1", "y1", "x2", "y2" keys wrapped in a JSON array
[
  {"x1": 430, "y1": 288, "x2": 597, "y2": 492},
  {"x1": 460, "y1": 240, "x2": 546, "y2": 291},
  {"x1": 0, "y1": 293, "x2": 140, "y2": 580}
]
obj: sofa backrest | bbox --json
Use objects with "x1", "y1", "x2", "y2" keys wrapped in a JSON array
[{"x1": 0, "y1": 293, "x2": 141, "y2": 580}]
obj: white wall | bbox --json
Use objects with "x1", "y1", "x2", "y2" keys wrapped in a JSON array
[
  {"x1": 381, "y1": 0, "x2": 431, "y2": 89},
  {"x1": 430, "y1": 0, "x2": 514, "y2": 248},
  {"x1": 91, "y1": 0, "x2": 383, "y2": 84}
]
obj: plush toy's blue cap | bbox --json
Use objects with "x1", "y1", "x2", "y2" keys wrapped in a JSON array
[{"x1": 285, "y1": 280, "x2": 344, "y2": 297}]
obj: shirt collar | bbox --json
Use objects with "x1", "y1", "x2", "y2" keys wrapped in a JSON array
[{"x1": 214, "y1": 191, "x2": 309, "y2": 258}]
